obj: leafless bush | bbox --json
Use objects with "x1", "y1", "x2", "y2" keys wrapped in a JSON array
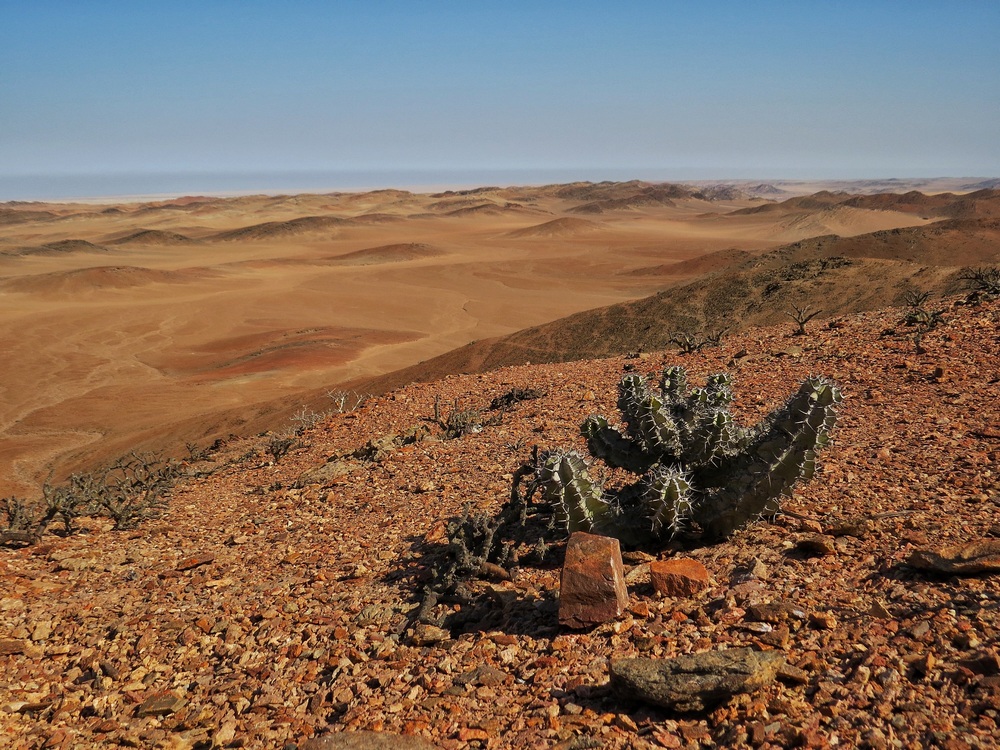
[
  {"x1": 185, "y1": 441, "x2": 212, "y2": 462},
  {"x1": 266, "y1": 436, "x2": 297, "y2": 463},
  {"x1": 290, "y1": 405, "x2": 331, "y2": 434},
  {"x1": 786, "y1": 304, "x2": 822, "y2": 336},
  {"x1": 3, "y1": 452, "x2": 178, "y2": 543},
  {"x1": 325, "y1": 389, "x2": 368, "y2": 413},
  {"x1": 961, "y1": 266, "x2": 1000, "y2": 298},
  {"x1": 87, "y1": 453, "x2": 178, "y2": 530},
  {"x1": 2, "y1": 496, "x2": 36, "y2": 531},
  {"x1": 41, "y1": 475, "x2": 95, "y2": 534},
  {"x1": 669, "y1": 329, "x2": 725, "y2": 353}
]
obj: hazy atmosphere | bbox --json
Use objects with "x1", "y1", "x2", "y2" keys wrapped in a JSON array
[{"x1": 2, "y1": 1, "x2": 1000, "y2": 199}]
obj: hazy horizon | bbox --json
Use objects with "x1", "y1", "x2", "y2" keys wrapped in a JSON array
[
  {"x1": 3, "y1": 169, "x2": 999, "y2": 204},
  {"x1": 3, "y1": 2, "x2": 998, "y2": 198}
]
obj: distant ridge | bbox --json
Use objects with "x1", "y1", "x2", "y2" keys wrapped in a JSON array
[
  {"x1": 961, "y1": 178, "x2": 1000, "y2": 190},
  {"x1": 324, "y1": 243, "x2": 443, "y2": 265},
  {"x1": 567, "y1": 185, "x2": 694, "y2": 214},
  {"x1": 6, "y1": 239, "x2": 108, "y2": 256},
  {"x1": 444, "y1": 202, "x2": 541, "y2": 217},
  {"x1": 505, "y1": 217, "x2": 604, "y2": 238},
  {"x1": 109, "y1": 229, "x2": 194, "y2": 245},
  {"x1": 350, "y1": 214, "x2": 1000, "y2": 395},
  {"x1": 211, "y1": 215, "x2": 356, "y2": 241},
  {"x1": 0, "y1": 265, "x2": 202, "y2": 294},
  {"x1": 733, "y1": 188, "x2": 1000, "y2": 220}
]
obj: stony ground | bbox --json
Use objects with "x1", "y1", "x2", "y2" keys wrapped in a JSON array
[{"x1": 2, "y1": 295, "x2": 999, "y2": 749}]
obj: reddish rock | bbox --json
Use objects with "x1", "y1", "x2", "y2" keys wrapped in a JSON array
[
  {"x1": 136, "y1": 691, "x2": 186, "y2": 717},
  {"x1": 176, "y1": 553, "x2": 215, "y2": 571},
  {"x1": 559, "y1": 532, "x2": 628, "y2": 629},
  {"x1": 0, "y1": 639, "x2": 25, "y2": 655},
  {"x1": 649, "y1": 558, "x2": 710, "y2": 597}
]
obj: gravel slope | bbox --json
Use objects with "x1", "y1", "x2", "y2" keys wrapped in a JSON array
[{"x1": 2, "y1": 295, "x2": 999, "y2": 749}]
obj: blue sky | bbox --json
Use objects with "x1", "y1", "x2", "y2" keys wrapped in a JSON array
[{"x1": 2, "y1": 1, "x2": 999, "y2": 190}]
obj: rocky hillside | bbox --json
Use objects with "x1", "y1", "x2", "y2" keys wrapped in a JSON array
[
  {"x1": 348, "y1": 215, "x2": 1000, "y2": 397},
  {"x1": 2, "y1": 294, "x2": 998, "y2": 748}
]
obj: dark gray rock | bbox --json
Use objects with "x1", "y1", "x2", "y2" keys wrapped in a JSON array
[{"x1": 610, "y1": 647, "x2": 784, "y2": 712}]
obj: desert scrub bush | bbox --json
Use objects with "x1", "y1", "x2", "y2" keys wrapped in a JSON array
[
  {"x1": 1, "y1": 453, "x2": 178, "y2": 543},
  {"x1": 432, "y1": 396, "x2": 488, "y2": 439},
  {"x1": 85, "y1": 452, "x2": 178, "y2": 530},
  {"x1": 325, "y1": 389, "x2": 368, "y2": 413},
  {"x1": 1, "y1": 496, "x2": 40, "y2": 544},
  {"x1": 900, "y1": 294, "x2": 945, "y2": 354},
  {"x1": 786, "y1": 304, "x2": 822, "y2": 336},
  {"x1": 266, "y1": 435, "x2": 297, "y2": 463},
  {"x1": 527, "y1": 366, "x2": 841, "y2": 543},
  {"x1": 290, "y1": 405, "x2": 331, "y2": 434},
  {"x1": 40, "y1": 475, "x2": 95, "y2": 534},
  {"x1": 961, "y1": 266, "x2": 1000, "y2": 299},
  {"x1": 425, "y1": 461, "x2": 549, "y2": 597},
  {"x1": 668, "y1": 329, "x2": 725, "y2": 354},
  {"x1": 903, "y1": 289, "x2": 931, "y2": 309}
]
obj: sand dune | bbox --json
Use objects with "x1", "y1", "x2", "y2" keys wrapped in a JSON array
[
  {"x1": 109, "y1": 228, "x2": 195, "y2": 245},
  {"x1": 211, "y1": 215, "x2": 357, "y2": 241},
  {"x1": 324, "y1": 243, "x2": 444, "y2": 265},
  {"x1": 0, "y1": 180, "x2": 977, "y2": 497},
  {"x1": 351, "y1": 212, "x2": 406, "y2": 224},
  {"x1": 0, "y1": 265, "x2": 210, "y2": 294},
  {"x1": 770, "y1": 205, "x2": 931, "y2": 241},
  {"x1": 444, "y1": 201, "x2": 543, "y2": 217},
  {"x1": 6, "y1": 239, "x2": 109, "y2": 256},
  {"x1": 505, "y1": 217, "x2": 604, "y2": 238},
  {"x1": 0, "y1": 207, "x2": 59, "y2": 225}
]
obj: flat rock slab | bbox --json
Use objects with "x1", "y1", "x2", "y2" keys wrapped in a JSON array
[
  {"x1": 559, "y1": 531, "x2": 629, "y2": 629},
  {"x1": 176, "y1": 553, "x2": 215, "y2": 571},
  {"x1": 649, "y1": 558, "x2": 710, "y2": 597},
  {"x1": 0, "y1": 639, "x2": 25, "y2": 655},
  {"x1": 908, "y1": 541, "x2": 1000, "y2": 575},
  {"x1": 610, "y1": 648, "x2": 784, "y2": 712},
  {"x1": 136, "y1": 691, "x2": 187, "y2": 717},
  {"x1": 302, "y1": 732, "x2": 442, "y2": 750}
]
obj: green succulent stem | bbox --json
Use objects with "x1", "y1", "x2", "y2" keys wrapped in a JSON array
[{"x1": 529, "y1": 367, "x2": 841, "y2": 544}]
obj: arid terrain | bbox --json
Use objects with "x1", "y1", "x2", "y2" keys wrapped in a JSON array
[
  {"x1": 1, "y1": 291, "x2": 997, "y2": 748},
  {"x1": 4, "y1": 178, "x2": 998, "y2": 499},
  {"x1": 1, "y1": 177, "x2": 1000, "y2": 749}
]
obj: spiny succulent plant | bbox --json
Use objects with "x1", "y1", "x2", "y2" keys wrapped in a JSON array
[{"x1": 529, "y1": 366, "x2": 841, "y2": 543}]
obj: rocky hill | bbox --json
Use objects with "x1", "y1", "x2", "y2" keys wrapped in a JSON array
[
  {"x1": 347, "y1": 215, "x2": 1000, "y2": 397},
  {"x1": 2, "y1": 294, "x2": 998, "y2": 748}
]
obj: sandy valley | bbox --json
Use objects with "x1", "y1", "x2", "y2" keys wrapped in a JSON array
[{"x1": 0, "y1": 179, "x2": 982, "y2": 496}]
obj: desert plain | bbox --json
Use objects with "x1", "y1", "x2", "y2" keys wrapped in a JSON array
[{"x1": 4, "y1": 177, "x2": 991, "y2": 498}]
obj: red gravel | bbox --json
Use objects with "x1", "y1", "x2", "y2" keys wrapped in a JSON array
[{"x1": 2, "y1": 296, "x2": 999, "y2": 749}]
